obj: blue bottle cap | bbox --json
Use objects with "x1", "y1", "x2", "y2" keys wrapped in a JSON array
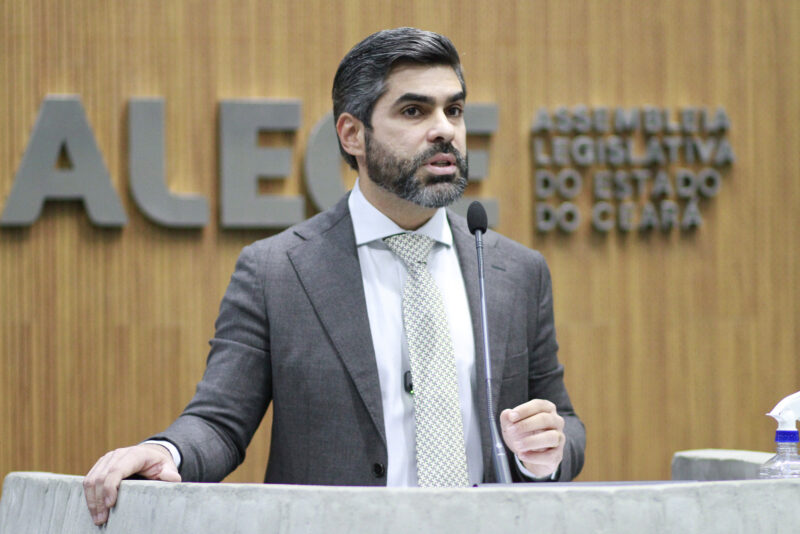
[{"x1": 775, "y1": 430, "x2": 799, "y2": 442}]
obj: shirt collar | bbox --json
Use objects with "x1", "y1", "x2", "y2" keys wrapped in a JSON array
[{"x1": 349, "y1": 179, "x2": 453, "y2": 247}]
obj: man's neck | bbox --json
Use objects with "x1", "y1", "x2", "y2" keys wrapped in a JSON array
[{"x1": 357, "y1": 175, "x2": 438, "y2": 231}]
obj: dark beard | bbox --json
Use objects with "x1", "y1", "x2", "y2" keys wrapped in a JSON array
[{"x1": 364, "y1": 132, "x2": 469, "y2": 208}]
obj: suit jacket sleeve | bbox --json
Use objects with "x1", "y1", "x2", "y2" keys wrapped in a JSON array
[
  {"x1": 149, "y1": 243, "x2": 272, "y2": 482},
  {"x1": 518, "y1": 250, "x2": 585, "y2": 482}
]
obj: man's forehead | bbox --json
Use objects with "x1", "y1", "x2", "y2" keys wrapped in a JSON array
[{"x1": 381, "y1": 63, "x2": 464, "y2": 101}]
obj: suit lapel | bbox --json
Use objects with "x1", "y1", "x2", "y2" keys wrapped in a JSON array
[
  {"x1": 287, "y1": 197, "x2": 386, "y2": 445},
  {"x1": 450, "y1": 214, "x2": 515, "y2": 479},
  {"x1": 284, "y1": 201, "x2": 514, "y2": 461}
]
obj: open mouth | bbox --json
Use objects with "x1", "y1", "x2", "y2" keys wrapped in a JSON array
[
  {"x1": 425, "y1": 153, "x2": 457, "y2": 166},
  {"x1": 422, "y1": 153, "x2": 458, "y2": 177}
]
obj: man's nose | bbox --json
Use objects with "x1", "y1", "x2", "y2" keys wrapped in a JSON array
[{"x1": 426, "y1": 108, "x2": 456, "y2": 144}]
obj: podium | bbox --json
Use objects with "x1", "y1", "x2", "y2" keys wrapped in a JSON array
[{"x1": 2, "y1": 451, "x2": 799, "y2": 533}]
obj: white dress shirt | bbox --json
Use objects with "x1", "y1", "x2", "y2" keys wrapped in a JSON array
[{"x1": 348, "y1": 180, "x2": 483, "y2": 486}]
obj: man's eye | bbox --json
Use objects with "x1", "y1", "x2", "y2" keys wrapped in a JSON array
[
  {"x1": 447, "y1": 106, "x2": 464, "y2": 117},
  {"x1": 402, "y1": 107, "x2": 422, "y2": 117}
]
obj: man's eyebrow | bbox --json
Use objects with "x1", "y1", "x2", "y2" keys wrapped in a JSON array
[
  {"x1": 394, "y1": 91, "x2": 466, "y2": 106},
  {"x1": 446, "y1": 91, "x2": 467, "y2": 103}
]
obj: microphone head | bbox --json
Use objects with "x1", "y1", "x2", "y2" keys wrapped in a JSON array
[{"x1": 467, "y1": 201, "x2": 488, "y2": 234}]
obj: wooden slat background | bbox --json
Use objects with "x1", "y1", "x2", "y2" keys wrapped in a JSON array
[{"x1": 2, "y1": 0, "x2": 799, "y2": 486}]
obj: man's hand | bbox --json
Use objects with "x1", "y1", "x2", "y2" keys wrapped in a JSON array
[
  {"x1": 500, "y1": 399, "x2": 565, "y2": 478},
  {"x1": 83, "y1": 443, "x2": 181, "y2": 526}
]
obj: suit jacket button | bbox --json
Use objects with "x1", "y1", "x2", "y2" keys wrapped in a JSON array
[{"x1": 372, "y1": 463, "x2": 386, "y2": 478}]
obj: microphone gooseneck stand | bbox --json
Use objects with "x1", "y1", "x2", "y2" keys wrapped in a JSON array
[{"x1": 467, "y1": 201, "x2": 513, "y2": 485}]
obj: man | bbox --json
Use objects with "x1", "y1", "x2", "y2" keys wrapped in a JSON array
[{"x1": 84, "y1": 27, "x2": 585, "y2": 526}]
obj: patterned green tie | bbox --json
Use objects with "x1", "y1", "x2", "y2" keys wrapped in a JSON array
[{"x1": 384, "y1": 233, "x2": 470, "y2": 487}]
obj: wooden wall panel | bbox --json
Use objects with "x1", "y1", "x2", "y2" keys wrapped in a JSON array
[{"x1": 2, "y1": 0, "x2": 799, "y2": 488}]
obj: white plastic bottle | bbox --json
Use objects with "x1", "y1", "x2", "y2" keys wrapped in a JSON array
[{"x1": 759, "y1": 391, "x2": 800, "y2": 479}]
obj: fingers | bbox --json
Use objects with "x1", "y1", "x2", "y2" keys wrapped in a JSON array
[
  {"x1": 83, "y1": 444, "x2": 180, "y2": 526},
  {"x1": 152, "y1": 461, "x2": 182, "y2": 482},
  {"x1": 500, "y1": 400, "x2": 566, "y2": 477},
  {"x1": 517, "y1": 432, "x2": 565, "y2": 475},
  {"x1": 84, "y1": 449, "x2": 120, "y2": 525},
  {"x1": 500, "y1": 400, "x2": 563, "y2": 443},
  {"x1": 502, "y1": 399, "x2": 556, "y2": 424},
  {"x1": 503, "y1": 410, "x2": 564, "y2": 436},
  {"x1": 84, "y1": 448, "x2": 135, "y2": 525},
  {"x1": 507, "y1": 428, "x2": 563, "y2": 454},
  {"x1": 519, "y1": 437, "x2": 564, "y2": 463}
]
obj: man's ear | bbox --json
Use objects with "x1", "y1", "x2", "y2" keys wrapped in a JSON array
[{"x1": 336, "y1": 112, "x2": 366, "y2": 159}]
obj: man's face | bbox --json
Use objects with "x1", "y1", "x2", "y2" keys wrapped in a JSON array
[{"x1": 363, "y1": 63, "x2": 468, "y2": 208}]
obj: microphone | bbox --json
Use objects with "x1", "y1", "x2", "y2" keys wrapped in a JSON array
[
  {"x1": 466, "y1": 202, "x2": 488, "y2": 235},
  {"x1": 467, "y1": 201, "x2": 513, "y2": 484}
]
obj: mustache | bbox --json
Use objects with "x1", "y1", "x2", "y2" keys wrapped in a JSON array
[{"x1": 414, "y1": 142, "x2": 466, "y2": 167}]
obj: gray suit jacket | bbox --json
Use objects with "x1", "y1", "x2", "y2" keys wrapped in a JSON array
[{"x1": 152, "y1": 194, "x2": 585, "y2": 484}]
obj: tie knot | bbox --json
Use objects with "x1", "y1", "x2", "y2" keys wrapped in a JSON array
[{"x1": 383, "y1": 233, "x2": 435, "y2": 267}]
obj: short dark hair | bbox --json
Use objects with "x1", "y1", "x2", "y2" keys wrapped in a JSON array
[{"x1": 332, "y1": 27, "x2": 466, "y2": 170}]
